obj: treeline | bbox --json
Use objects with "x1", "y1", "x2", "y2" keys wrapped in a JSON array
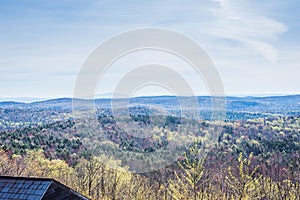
[
  {"x1": 1, "y1": 114, "x2": 299, "y2": 172},
  {"x1": 0, "y1": 107, "x2": 71, "y2": 131},
  {"x1": 0, "y1": 119, "x2": 83, "y2": 164},
  {"x1": 0, "y1": 114, "x2": 299, "y2": 199},
  {"x1": 0, "y1": 145, "x2": 299, "y2": 200}
]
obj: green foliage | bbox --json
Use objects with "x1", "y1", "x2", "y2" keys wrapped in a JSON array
[
  {"x1": 0, "y1": 107, "x2": 299, "y2": 199},
  {"x1": 168, "y1": 143, "x2": 208, "y2": 200}
]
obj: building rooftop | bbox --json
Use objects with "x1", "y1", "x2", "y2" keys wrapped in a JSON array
[{"x1": 0, "y1": 176, "x2": 90, "y2": 200}]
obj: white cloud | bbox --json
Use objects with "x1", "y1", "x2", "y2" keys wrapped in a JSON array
[{"x1": 210, "y1": 0, "x2": 288, "y2": 63}]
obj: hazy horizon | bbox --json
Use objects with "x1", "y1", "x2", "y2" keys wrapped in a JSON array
[{"x1": 1, "y1": 92, "x2": 300, "y2": 103}]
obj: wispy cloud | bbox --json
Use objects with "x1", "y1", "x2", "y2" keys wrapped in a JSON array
[{"x1": 210, "y1": 0, "x2": 288, "y2": 63}]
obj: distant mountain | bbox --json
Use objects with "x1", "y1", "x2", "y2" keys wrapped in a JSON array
[
  {"x1": 0, "y1": 101, "x2": 25, "y2": 106},
  {"x1": 0, "y1": 95, "x2": 299, "y2": 114},
  {"x1": 0, "y1": 97, "x2": 50, "y2": 103},
  {"x1": 0, "y1": 95, "x2": 299, "y2": 131}
]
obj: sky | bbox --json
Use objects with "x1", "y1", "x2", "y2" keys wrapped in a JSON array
[{"x1": 0, "y1": 0, "x2": 300, "y2": 100}]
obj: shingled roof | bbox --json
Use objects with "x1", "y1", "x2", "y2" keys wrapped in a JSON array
[{"x1": 0, "y1": 176, "x2": 90, "y2": 200}]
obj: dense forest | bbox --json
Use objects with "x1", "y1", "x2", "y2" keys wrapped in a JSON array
[{"x1": 0, "y1": 97, "x2": 299, "y2": 199}]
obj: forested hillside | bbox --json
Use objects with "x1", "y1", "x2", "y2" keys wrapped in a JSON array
[{"x1": 0, "y1": 97, "x2": 299, "y2": 199}]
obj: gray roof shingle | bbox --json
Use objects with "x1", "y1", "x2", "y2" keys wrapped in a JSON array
[{"x1": 0, "y1": 176, "x2": 89, "y2": 200}]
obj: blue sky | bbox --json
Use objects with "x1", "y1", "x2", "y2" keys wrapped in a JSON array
[{"x1": 0, "y1": 0, "x2": 300, "y2": 99}]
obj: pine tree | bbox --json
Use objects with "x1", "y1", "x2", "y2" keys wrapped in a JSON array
[{"x1": 168, "y1": 143, "x2": 208, "y2": 200}]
